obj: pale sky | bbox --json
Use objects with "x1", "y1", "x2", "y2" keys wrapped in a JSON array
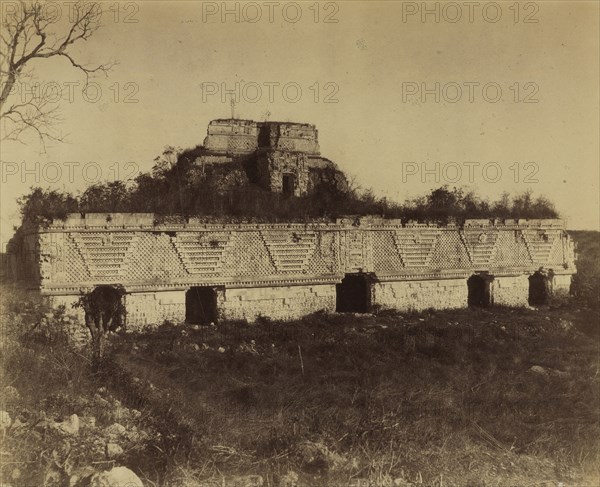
[{"x1": 1, "y1": 0, "x2": 599, "y2": 242}]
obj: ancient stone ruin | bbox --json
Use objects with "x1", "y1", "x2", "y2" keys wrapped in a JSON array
[
  {"x1": 6, "y1": 119, "x2": 577, "y2": 326},
  {"x1": 191, "y1": 118, "x2": 347, "y2": 195}
]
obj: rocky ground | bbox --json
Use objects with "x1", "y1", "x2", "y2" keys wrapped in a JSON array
[{"x1": 2, "y1": 295, "x2": 599, "y2": 487}]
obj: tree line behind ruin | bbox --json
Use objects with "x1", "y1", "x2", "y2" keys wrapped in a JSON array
[{"x1": 17, "y1": 146, "x2": 559, "y2": 225}]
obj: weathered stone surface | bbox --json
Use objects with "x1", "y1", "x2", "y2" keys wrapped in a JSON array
[
  {"x1": 104, "y1": 423, "x2": 127, "y2": 440},
  {"x1": 8, "y1": 215, "x2": 576, "y2": 324},
  {"x1": 88, "y1": 466, "x2": 143, "y2": 487},
  {"x1": 203, "y1": 119, "x2": 319, "y2": 155},
  {"x1": 105, "y1": 443, "x2": 124, "y2": 459},
  {"x1": 57, "y1": 414, "x2": 80, "y2": 436}
]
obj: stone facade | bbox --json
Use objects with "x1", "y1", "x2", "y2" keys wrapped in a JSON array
[
  {"x1": 203, "y1": 119, "x2": 320, "y2": 155},
  {"x1": 193, "y1": 119, "x2": 346, "y2": 195},
  {"x1": 7, "y1": 214, "x2": 576, "y2": 325}
]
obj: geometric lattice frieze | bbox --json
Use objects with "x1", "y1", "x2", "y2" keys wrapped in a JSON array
[
  {"x1": 522, "y1": 229, "x2": 560, "y2": 265},
  {"x1": 372, "y1": 231, "x2": 403, "y2": 273},
  {"x1": 461, "y1": 230, "x2": 499, "y2": 267},
  {"x1": 393, "y1": 230, "x2": 440, "y2": 267},
  {"x1": 491, "y1": 231, "x2": 533, "y2": 268},
  {"x1": 260, "y1": 230, "x2": 317, "y2": 273},
  {"x1": 64, "y1": 234, "x2": 91, "y2": 281},
  {"x1": 172, "y1": 232, "x2": 232, "y2": 275},
  {"x1": 547, "y1": 236, "x2": 566, "y2": 265},
  {"x1": 69, "y1": 232, "x2": 140, "y2": 279}
]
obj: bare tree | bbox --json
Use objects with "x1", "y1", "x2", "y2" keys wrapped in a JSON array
[{"x1": 0, "y1": 1, "x2": 115, "y2": 149}]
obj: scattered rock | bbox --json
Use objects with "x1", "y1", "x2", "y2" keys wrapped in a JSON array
[
  {"x1": 528, "y1": 365, "x2": 549, "y2": 376},
  {"x1": 88, "y1": 466, "x2": 143, "y2": 487},
  {"x1": 114, "y1": 403, "x2": 131, "y2": 421},
  {"x1": 105, "y1": 443, "x2": 124, "y2": 459},
  {"x1": 104, "y1": 423, "x2": 126, "y2": 440},
  {"x1": 0, "y1": 411, "x2": 12, "y2": 430},
  {"x1": 559, "y1": 319, "x2": 573, "y2": 331},
  {"x1": 186, "y1": 343, "x2": 200, "y2": 352},
  {"x1": 93, "y1": 394, "x2": 110, "y2": 408},
  {"x1": 125, "y1": 425, "x2": 148, "y2": 444},
  {"x1": 238, "y1": 341, "x2": 259, "y2": 354},
  {"x1": 529, "y1": 364, "x2": 569, "y2": 378},
  {"x1": 68, "y1": 465, "x2": 96, "y2": 486},
  {"x1": 57, "y1": 414, "x2": 80, "y2": 436},
  {"x1": 218, "y1": 347, "x2": 226, "y2": 353}
]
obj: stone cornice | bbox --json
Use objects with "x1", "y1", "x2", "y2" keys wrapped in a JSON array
[{"x1": 25, "y1": 218, "x2": 567, "y2": 235}]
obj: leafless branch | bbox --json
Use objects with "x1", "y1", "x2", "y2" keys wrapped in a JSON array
[{"x1": 0, "y1": 1, "x2": 115, "y2": 147}]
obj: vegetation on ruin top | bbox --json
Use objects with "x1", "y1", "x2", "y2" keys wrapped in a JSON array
[{"x1": 16, "y1": 146, "x2": 558, "y2": 227}]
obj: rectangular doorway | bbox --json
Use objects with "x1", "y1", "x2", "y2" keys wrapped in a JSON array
[
  {"x1": 467, "y1": 274, "x2": 492, "y2": 307},
  {"x1": 282, "y1": 173, "x2": 295, "y2": 196},
  {"x1": 336, "y1": 273, "x2": 371, "y2": 313},
  {"x1": 186, "y1": 286, "x2": 218, "y2": 324}
]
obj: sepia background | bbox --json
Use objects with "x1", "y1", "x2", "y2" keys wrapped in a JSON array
[{"x1": 1, "y1": 0, "x2": 599, "y2": 242}]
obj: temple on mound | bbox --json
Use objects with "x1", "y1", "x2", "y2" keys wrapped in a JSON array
[
  {"x1": 191, "y1": 119, "x2": 347, "y2": 196},
  {"x1": 5, "y1": 119, "x2": 577, "y2": 326}
]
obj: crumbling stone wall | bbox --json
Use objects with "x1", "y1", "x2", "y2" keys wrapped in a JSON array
[
  {"x1": 203, "y1": 119, "x2": 320, "y2": 155},
  {"x1": 256, "y1": 151, "x2": 310, "y2": 196}
]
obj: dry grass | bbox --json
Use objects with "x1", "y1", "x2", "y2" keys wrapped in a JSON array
[{"x1": 103, "y1": 304, "x2": 599, "y2": 487}]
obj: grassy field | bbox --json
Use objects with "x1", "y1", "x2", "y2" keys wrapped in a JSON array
[{"x1": 1, "y1": 231, "x2": 598, "y2": 487}]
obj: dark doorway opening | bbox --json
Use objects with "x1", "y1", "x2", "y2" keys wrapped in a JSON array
[
  {"x1": 467, "y1": 275, "x2": 491, "y2": 307},
  {"x1": 282, "y1": 173, "x2": 295, "y2": 196},
  {"x1": 336, "y1": 274, "x2": 370, "y2": 313},
  {"x1": 86, "y1": 285, "x2": 126, "y2": 329},
  {"x1": 528, "y1": 272, "x2": 549, "y2": 305},
  {"x1": 186, "y1": 287, "x2": 218, "y2": 324}
]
